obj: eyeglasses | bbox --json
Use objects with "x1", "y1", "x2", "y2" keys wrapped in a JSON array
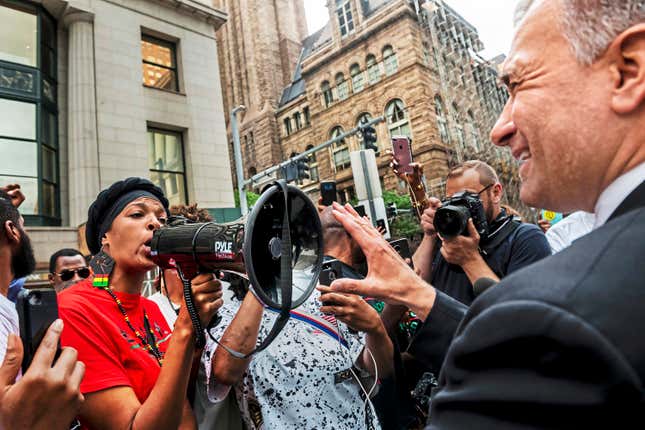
[
  {"x1": 56, "y1": 267, "x2": 91, "y2": 281},
  {"x1": 476, "y1": 183, "x2": 494, "y2": 196},
  {"x1": 443, "y1": 183, "x2": 495, "y2": 201}
]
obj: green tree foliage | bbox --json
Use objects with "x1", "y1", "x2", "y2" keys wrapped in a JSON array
[
  {"x1": 382, "y1": 190, "x2": 412, "y2": 209},
  {"x1": 382, "y1": 190, "x2": 422, "y2": 239},
  {"x1": 233, "y1": 189, "x2": 260, "y2": 208}
]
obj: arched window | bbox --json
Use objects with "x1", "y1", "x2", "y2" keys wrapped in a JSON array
[
  {"x1": 336, "y1": 72, "x2": 349, "y2": 101},
  {"x1": 452, "y1": 102, "x2": 465, "y2": 149},
  {"x1": 385, "y1": 99, "x2": 410, "y2": 137},
  {"x1": 321, "y1": 80, "x2": 333, "y2": 107},
  {"x1": 350, "y1": 63, "x2": 364, "y2": 93},
  {"x1": 330, "y1": 126, "x2": 350, "y2": 171},
  {"x1": 366, "y1": 54, "x2": 380, "y2": 84},
  {"x1": 467, "y1": 110, "x2": 480, "y2": 151},
  {"x1": 383, "y1": 45, "x2": 398, "y2": 76},
  {"x1": 356, "y1": 112, "x2": 378, "y2": 151},
  {"x1": 434, "y1": 95, "x2": 450, "y2": 143},
  {"x1": 305, "y1": 144, "x2": 319, "y2": 182}
]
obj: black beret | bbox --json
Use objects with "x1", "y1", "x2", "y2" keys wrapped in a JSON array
[{"x1": 85, "y1": 177, "x2": 169, "y2": 255}]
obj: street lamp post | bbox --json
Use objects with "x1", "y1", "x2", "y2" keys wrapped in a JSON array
[{"x1": 231, "y1": 105, "x2": 248, "y2": 215}]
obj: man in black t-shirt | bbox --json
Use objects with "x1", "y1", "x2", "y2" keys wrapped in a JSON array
[{"x1": 413, "y1": 160, "x2": 551, "y2": 305}]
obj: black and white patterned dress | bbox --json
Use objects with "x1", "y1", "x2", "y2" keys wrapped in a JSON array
[{"x1": 201, "y1": 292, "x2": 381, "y2": 430}]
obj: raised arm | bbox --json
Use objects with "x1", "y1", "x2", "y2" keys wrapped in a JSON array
[{"x1": 211, "y1": 291, "x2": 264, "y2": 386}]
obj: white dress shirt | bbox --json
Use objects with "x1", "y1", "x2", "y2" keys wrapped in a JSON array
[
  {"x1": 594, "y1": 161, "x2": 645, "y2": 228},
  {"x1": 546, "y1": 211, "x2": 595, "y2": 253}
]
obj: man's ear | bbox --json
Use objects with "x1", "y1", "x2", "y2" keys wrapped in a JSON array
[
  {"x1": 3, "y1": 220, "x2": 20, "y2": 245},
  {"x1": 609, "y1": 23, "x2": 645, "y2": 114},
  {"x1": 491, "y1": 183, "x2": 504, "y2": 203},
  {"x1": 48, "y1": 273, "x2": 55, "y2": 286}
]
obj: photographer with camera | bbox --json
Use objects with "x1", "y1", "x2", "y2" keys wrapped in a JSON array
[
  {"x1": 408, "y1": 160, "x2": 550, "y2": 305},
  {"x1": 0, "y1": 190, "x2": 85, "y2": 430},
  {"x1": 57, "y1": 178, "x2": 223, "y2": 429}
]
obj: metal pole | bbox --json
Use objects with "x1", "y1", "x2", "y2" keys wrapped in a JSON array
[
  {"x1": 244, "y1": 116, "x2": 385, "y2": 186},
  {"x1": 231, "y1": 105, "x2": 248, "y2": 215},
  {"x1": 360, "y1": 150, "x2": 377, "y2": 226}
]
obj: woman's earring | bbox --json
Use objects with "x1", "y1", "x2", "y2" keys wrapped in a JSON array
[{"x1": 90, "y1": 246, "x2": 115, "y2": 287}]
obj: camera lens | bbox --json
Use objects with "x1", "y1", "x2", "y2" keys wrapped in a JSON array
[{"x1": 434, "y1": 205, "x2": 470, "y2": 238}]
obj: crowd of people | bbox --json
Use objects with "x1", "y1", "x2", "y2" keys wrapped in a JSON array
[{"x1": 1, "y1": 0, "x2": 644, "y2": 429}]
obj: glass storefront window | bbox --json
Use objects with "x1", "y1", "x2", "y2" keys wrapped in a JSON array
[
  {"x1": 0, "y1": 175, "x2": 38, "y2": 214},
  {"x1": 42, "y1": 146, "x2": 56, "y2": 181},
  {"x1": 0, "y1": 98, "x2": 36, "y2": 139},
  {"x1": 0, "y1": 5, "x2": 37, "y2": 67},
  {"x1": 42, "y1": 181, "x2": 56, "y2": 217},
  {"x1": 41, "y1": 110, "x2": 56, "y2": 147},
  {"x1": 147, "y1": 129, "x2": 187, "y2": 206},
  {"x1": 0, "y1": 138, "x2": 37, "y2": 177},
  {"x1": 0, "y1": 2, "x2": 59, "y2": 225}
]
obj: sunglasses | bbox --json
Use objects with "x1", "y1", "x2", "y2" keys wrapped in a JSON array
[{"x1": 56, "y1": 267, "x2": 91, "y2": 282}]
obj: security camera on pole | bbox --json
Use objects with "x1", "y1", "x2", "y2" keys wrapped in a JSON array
[{"x1": 352, "y1": 119, "x2": 390, "y2": 239}]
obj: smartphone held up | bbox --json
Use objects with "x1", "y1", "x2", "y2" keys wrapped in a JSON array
[{"x1": 391, "y1": 136, "x2": 413, "y2": 174}]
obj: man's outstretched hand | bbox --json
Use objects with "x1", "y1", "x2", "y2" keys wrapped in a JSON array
[{"x1": 328, "y1": 202, "x2": 436, "y2": 320}]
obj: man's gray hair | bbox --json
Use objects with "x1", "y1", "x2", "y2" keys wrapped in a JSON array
[{"x1": 514, "y1": 0, "x2": 645, "y2": 65}]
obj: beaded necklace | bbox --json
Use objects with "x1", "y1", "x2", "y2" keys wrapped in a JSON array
[{"x1": 93, "y1": 276, "x2": 164, "y2": 366}]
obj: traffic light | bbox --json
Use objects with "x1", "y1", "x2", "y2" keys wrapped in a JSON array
[
  {"x1": 360, "y1": 119, "x2": 378, "y2": 152},
  {"x1": 386, "y1": 202, "x2": 398, "y2": 219},
  {"x1": 296, "y1": 158, "x2": 310, "y2": 181},
  {"x1": 283, "y1": 162, "x2": 298, "y2": 183},
  {"x1": 282, "y1": 154, "x2": 310, "y2": 183}
]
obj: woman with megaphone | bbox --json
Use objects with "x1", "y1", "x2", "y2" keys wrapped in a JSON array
[{"x1": 57, "y1": 177, "x2": 223, "y2": 429}]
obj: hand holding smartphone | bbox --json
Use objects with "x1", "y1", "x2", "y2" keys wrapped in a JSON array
[
  {"x1": 16, "y1": 289, "x2": 60, "y2": 372},
  {"x1": 320, "y1": 181, "x2": 337, "y2": 206},
  {"x1": 391, "y1": 136, "x2": 413, "y2": 174}
]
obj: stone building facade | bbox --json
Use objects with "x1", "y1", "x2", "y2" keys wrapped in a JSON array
[
  {"x1": 276, "y1": 0, "x2": 512, "y2": 203},
  {"x1": 212, "y1": 0, "x2": 307, "y2": 183},
  {"x1": 0, "y1": 0, "x2": 233, "y2": 273}
]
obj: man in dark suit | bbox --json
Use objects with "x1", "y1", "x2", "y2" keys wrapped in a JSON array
[{"x1": 326, "y1": 0, "x2": 645, "y2": 427}]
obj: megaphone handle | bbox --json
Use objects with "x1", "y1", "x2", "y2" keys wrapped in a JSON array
[{"x1": 179, "y1": 276, "x2": 207, "y2": 349}]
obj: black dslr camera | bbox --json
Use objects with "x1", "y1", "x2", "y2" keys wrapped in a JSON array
[{"x1": 433, "y1": 191, "x2": 489, "y2": 241}]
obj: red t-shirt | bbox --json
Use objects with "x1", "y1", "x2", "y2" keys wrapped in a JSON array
[{"x1": 58, "y1": 279, "x2": 171, "y2": 407}]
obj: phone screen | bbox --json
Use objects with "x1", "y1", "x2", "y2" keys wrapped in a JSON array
[
  {"x1": 392, "y1": 136, "x2": 413, "y2": 173},
  {"x1": 320, "y1": 181, "x2": 337, "y2": 206},
  {"x1": 16, "y1": 289, "x2": 60, "y2": 372}
]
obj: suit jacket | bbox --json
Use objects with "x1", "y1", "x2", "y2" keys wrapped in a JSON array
[{"x1": 419, "y1": 180, "x2": 645, "y2": 429}]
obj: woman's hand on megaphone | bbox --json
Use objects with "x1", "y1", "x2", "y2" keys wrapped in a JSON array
[
  {"x1": 328, "y1": 202, "x2": 437, "y2": 321},
  {"x1": 185, "y1": 273, "x2": 224, "y2": 327}
]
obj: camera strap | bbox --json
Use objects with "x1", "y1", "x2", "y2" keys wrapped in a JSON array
[
  {"x1": 208, "y1": 180, "x2": 293, "y2": 358},
  {"x1": 480, "y1": 216, "x2": 521, "y2": 256}
]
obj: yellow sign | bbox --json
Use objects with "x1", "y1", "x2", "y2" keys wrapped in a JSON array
[{"x1": 542, "y1": 210, "x2": 557, "y2": 221}]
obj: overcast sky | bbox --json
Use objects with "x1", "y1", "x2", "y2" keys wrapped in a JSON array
[{"x1": 303, "y1": 0, "x2": 519, "y2": 59}]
